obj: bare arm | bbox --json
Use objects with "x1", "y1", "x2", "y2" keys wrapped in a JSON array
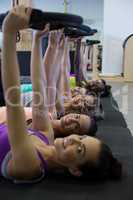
[
  {"x1": 56, "y1": 35, "x2": 67, "y2": 114},
  {"x1": 31, "y1": 26, "x2": 54, "y2": 143},
  {"x1": 61, "y1": 37, "x2": 71, "y2": 99},
  {"x1": 43, "y1": 30, "x2": 63, "y2": 118},
  {"x1": 2, "y1": 7, "x2": 41, "y2": 179}
]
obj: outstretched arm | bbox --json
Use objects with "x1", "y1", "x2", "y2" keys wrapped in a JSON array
[
  {"x1": 42, "y1": 30, "x2": 63, "y2": 118},
  {"x1": 55, "y1": 34, "x2": 67, "y2": 115},
  {"x1": 2, "y1": 6, "x2": 41, "y2": 179},
  {"x1": 31, "y1": 25, "x2": 54, "y2": 143},
  {"x1": 61, "y1": 37, "x2": 71, "y2": 99}
]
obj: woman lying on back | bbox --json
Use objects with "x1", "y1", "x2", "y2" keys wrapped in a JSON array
[{"x1": 0, "y1": 6, "x2": 122, "y2": 183}]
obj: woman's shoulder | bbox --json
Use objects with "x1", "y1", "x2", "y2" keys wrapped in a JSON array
[{"x1": 2, "y1": 151, "x2": 46, "y2": 184}]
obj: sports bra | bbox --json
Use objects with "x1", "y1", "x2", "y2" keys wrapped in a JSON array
[{"x1": 0, "y1": 123, "x2": 49, "y2": 184}]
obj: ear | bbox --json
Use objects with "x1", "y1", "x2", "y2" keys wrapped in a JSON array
[{"x1": 69, "y1": 167, "x2": 82, "y2": 177}]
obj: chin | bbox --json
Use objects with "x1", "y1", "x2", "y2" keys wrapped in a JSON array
[{"x1": 54, "y1": 138, "x2": 63, "y2": 149}]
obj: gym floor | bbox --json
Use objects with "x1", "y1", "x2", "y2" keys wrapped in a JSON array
[{"x1": 108, "y1": 82, "x2": 133, "y2": 135}]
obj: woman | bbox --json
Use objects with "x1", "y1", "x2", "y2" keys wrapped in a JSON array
[
  {"x1": 54, "y1": 35, "x2": 99, "y2": 118},
  {"x1": 0, "y1": 107, "x2": 97, "y2": 137},
  {"x1": 0, "y1": 21, "x2": 98, "y2": 137},
  {"x1": 81, "y1": 79, "x2": 111, "y2": 97},
  {"x1": 0, "y1": 6, "x2": 122, "y2": 183},
  {"x1": 20, "y1": 30, "x2": 99, "y2": 119}
]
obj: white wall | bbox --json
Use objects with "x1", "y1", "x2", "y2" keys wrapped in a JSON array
[
  {"x1": 102, "y1": 0, "x2": 133, "y2": 76},
  {"x1": 69, "y1": 0, "x2": 104, "y2": 41},
  {"x1": 0, "y1": 0, "x2": 11, "y2": 12},
  {"x1": 0, "y1": 33, "x2": 2, "y2": 48}
]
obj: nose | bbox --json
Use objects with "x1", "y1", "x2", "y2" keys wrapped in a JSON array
[
  {"x1": 69, "y1": 137, "x2": 81, "y2": 145},
  {"x1": 66, "y1": 117, "x2": 77, "y2": 124}
]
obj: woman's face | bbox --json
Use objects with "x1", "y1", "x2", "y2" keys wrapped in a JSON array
[
  {"x1": 60, "y1": 113, "x2": 91, "y2": 135},
  {"x1": 71, "y1": 95, "x2": 95, "y2": 110},
  {"x1": 54, "y1": 134, "x2": 101, "y2": 170},
  {"x1": 72, "y1": 87, "x2": 86, "y2": 97},
  {"x1": 89, "y1": 80, "x2": 105, "y2": 92}
]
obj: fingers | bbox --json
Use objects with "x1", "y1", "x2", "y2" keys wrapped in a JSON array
[
  {"x1": 45, "y1": 23, "x2": 50, "y2": 31},
  {"x1": 35, "y1": 23, "x2": 50, "y2": 38},
  {"x1": 41, "y1": 23, "x2": 50, "y2": 35},
  {"x1": 10, "y1": 5, "x2": 31, "y2": 23},
  {"x1": 48, "y1": 28, "x2": 66, "y2": 49}
]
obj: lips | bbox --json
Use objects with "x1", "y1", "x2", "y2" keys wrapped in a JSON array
[{"x1": 64, "y1": 116, "x2": 71, "y2": 125}]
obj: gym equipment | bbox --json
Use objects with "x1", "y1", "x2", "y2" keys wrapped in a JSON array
[
  {"x1": 0, "y1": 9, "x2": 83, "y2": 31},
  {"x1": 123, "y1": 34, "x2": 133, "y2": 81},
  {"x1": 0, "y1": 9, "x2": 97, "y2": 37},
  {"x1": 64, "y1": 26, "x2": 97, "y2": 38},
  {"x1": 86, "y1": 40, "x2": 100, "y2": 45},
  {"x1": 30, "y1": 9, "x2": 83, "y2": 30}
]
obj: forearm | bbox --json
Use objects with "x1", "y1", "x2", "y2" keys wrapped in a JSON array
[
  {"x1": 31, "y1": 36, "x2": 54, "y2": 140},
  {"x1": 46, "y1": 47, "x2": 63, "y2": 115},
  {"x1": 31, "y1": 37, "x2": 44, "y2": 90},
  {"x1": 62, "y1": 69, "x2": 71, "y2": 99},
  {"x1": 56, "y1": 66, "x2": 64, "y2": 114},
  {"x1": 2, "y1": 31, "x2": 28, "y2": 147},
  {"x1": 43, "y1": 45, "x2": 57, "y2": 82},
  {"x1": 62, "y1": 43, "x2": 71, "y2": 98},
  {"x1": 31, "y1": 36, "x2": 48, "y2": 112},
  {"x1": 2, "y1": 32, "x2": 21, "y2": 105}
]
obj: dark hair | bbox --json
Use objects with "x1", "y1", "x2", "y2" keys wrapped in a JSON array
[
  {"x1": 78, "y1": 142, "x2": 122, "y2": 180},
  {"x1": 64, "y1": 94, "x2": 97, "y2": 117},
  {"x1": 101, "y1": 85, "x2": 112, "y2": 97},
  {"x1": 101, "y1": 79, "x2": 106, "y2": 86},
  {"x1": 100, "y1": 79, "x2": 112, "y2": 97},
  {"x1": 88, "y1": 117, "x2": 98, "y2": 136}
]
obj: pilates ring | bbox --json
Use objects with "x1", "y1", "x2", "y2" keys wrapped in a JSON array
[
  {"x1": 45, "y1": 23, "x2": 97, "y2": 37},
  {"x1": 63, "y1": 24, "x2": 97, "y2": 34},
  {"x1": 29, "y1": 9, "x2": 83, "y2": 30},
  {"x1": 86, "y1": 39, "x2": 100, "y2": 45},
  {"x1": 64, "y1": 28, "x2": 91, "y2": 38},
  {"x1": 0, "y1": 9, "x2": 83, "y2": 31},
  {"x1": 63, "y1": 26, "x2": 97, "y2": 38}
]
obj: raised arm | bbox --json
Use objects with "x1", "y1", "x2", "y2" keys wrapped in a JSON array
[
  {"x1": 31, "y1": 25, "x2": 54, "y2": 143},
  {"x1": 55, "y1": 34, "x2": 67, "y2": 115},
  {"x1": 42, "y1": 30, "x2": 63, "y2": 119},
  {"x1": 60, "y1": 37, "x2": 71, "y2": 100},
  {"x1": 2, "y1": 6, "x2": 41, "y2": 179}
]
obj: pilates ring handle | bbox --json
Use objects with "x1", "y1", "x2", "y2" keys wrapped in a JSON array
[
  {"x1": 63, "y1": 26, "x2": 98, "y2": 38},
  {"x1": 29, "y1": 9, "x2": 83, "y2": 30}
]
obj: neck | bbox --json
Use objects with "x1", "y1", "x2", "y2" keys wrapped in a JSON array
[
  {"x1": 42, "y1": 144, "x2": 65, "y2": 170},
  {"x1": 64, "y1": 101, "x2": 72, "y2": 114},
  {"x1": 51, "y1": 120, "x2": 63, "y2": 137}
]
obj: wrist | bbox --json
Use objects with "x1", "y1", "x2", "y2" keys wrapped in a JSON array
[
  {"x1": 3, "y1": 27, "x2": 17, "y2": 36},
  {"x1": 48, "y1": 43, "x2": 57, "y2": 49},
  {"x1": 34, "y1": 35, "x2": 41, "y2": 42},
  {"x1": 3, "y1": 31, "x2": 16, "y2": 41},
  {"x1": 47, "y1": 45, "x2": 57, "y2": 53},
  {"x1": 56, "y1": 49, "x2": 63, "y2": 57}
]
